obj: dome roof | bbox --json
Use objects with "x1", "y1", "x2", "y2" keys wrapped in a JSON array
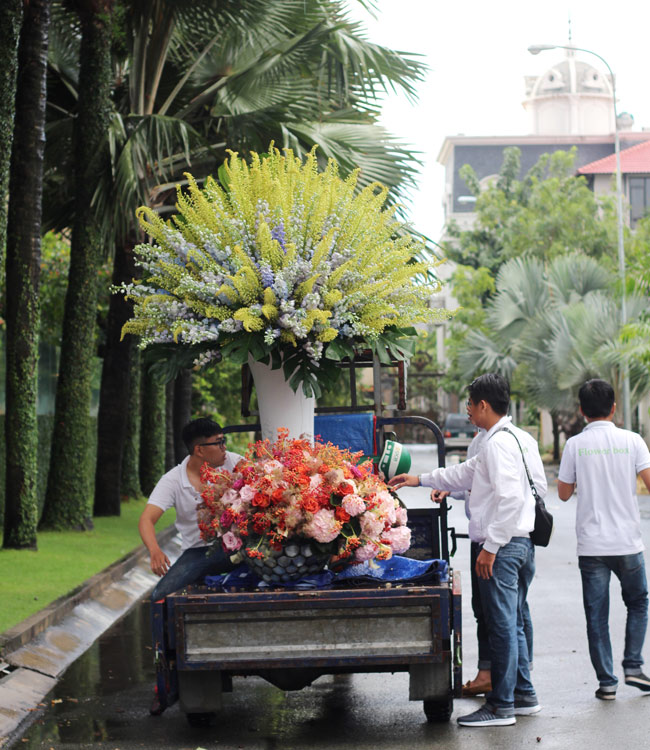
[{"x1": 529, "y1": 51, "x2": 613, "y2": 99}]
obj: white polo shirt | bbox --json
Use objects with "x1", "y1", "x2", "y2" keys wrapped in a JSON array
[
  {"x1": 147, "y1": 451, "x2": 242, "y2": 550},
  {"x1": 421, "y1": 416, "x2": 547, "y2": 553},
  {"x1": 558, "y1": 421, "x2": 650, "y2": 556}
]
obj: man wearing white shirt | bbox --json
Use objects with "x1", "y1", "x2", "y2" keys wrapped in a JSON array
[
  {"x1": 390, "y1": 373, "x2": 545, "y2": 727},
  {"x1": 139, "y1": 417, "x2": 243, "y2": 601},
  {"x1": 435, "y1": 426, "x2": 538, "y2": 698},
  {"x1": 558, "y1": 378, "x2": 650, "y2": 700}
]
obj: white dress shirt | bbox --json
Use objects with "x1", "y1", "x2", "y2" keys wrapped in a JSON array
[{"x1": 421, "y1": 416, "x2": 547, "y2": 553}]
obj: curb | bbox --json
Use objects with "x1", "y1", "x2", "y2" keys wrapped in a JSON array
[
  {"x1": 0, "y1": 525, "x2": 180, "y2": 748},
  {"x1": 0, "y1": 524, "x2": 178, "y2": 660}
]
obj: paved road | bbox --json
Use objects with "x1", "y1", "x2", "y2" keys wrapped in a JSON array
[{"x1": 9, "y1": 447, "x2": 650, "y2": 749}]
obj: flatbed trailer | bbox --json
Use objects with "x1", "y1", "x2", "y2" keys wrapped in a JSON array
[{"x1": 152, "y1": 359, "x2": 463, "y2": 725}]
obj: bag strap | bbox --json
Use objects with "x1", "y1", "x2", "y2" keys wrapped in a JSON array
[{"x1": 496, "y1": 426, "x2": 540, "y2": 500}]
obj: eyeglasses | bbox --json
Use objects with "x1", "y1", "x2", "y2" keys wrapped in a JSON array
[{"x1": 199, "y1": 438, "x2": 226, "y2": 447}]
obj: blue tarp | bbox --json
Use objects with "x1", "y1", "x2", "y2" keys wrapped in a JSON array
[
  {"x1": 204, "y1": 555, "x2": 448, "y2": 591},
  {"x1": 314, "y1": 413, "x2": 375, "y2": 455}
]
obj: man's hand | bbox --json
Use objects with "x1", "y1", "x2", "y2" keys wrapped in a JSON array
[
  {"x1": 388, "y1": 473, "x2": 419, "y2": 490},
  {"x1": 476, "y1": 548, "x2": 496, "y2": 580},
  {"x1": 430, "y1": 489, "x2": 450, "y2": 504},
  {"x1": 150, "y1": 547, "x2": 171, "y2": 578}
]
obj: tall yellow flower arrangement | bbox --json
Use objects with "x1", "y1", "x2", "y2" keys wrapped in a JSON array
[{"x1": 121, "y1": 147, "x2": 447, "y2": 395}]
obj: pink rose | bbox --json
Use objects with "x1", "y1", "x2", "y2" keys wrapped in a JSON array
[
  {"x1": 309, "y1": 474, "x2": 324, "y2": 491},
  {"x1": 360, "y1": 512, "x2": 384, "y2": 540},
  {"x1": 221, "y1": 488, "x2": 240, "y2": 506},
  {"x1": 239, "y1": 484, "x2": 256, "y2": 503},
  {"x1": 221, "y1": 531, "x2": 242, "y2": 552},
  {"x1": 395, "y1": 507, "x2": 408, "y2": 526},
  {"x1": 342, "y1": 494, "x2": 365, "y2": 517},
  {"x1": 375, "y1": 490, "x2": 397, "y2": 525},
  {"x1": 354, "y1": 542, "x2": 379, "y2": 562},
  {"x1": 304, "y1": 508, "x2": 341, "y2": 543},
  {"x1": 388, "y1": 526, "x2": 411, "y2": 554}
]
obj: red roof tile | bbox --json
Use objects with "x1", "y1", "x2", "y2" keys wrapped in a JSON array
[{"x1": 578, "y1": 138, "x2": 650, "y2": 174}]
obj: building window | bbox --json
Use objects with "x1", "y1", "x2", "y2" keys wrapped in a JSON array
[{"x1": 629, "y1": 176, "x2": 650, "y2": 227}]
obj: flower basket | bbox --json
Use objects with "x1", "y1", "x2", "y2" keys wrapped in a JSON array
[
  {"x1": 197, "y1": 429, "x2": 411, "y2": 582},
  {"x1": 120, "y1": 146, "x2": 448, "y2": 399},
  {"x1": 243, "y1": 537, "x2": 330, "y2": 584}
]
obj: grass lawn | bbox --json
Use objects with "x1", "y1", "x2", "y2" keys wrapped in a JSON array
[{"x1": 0, "y1": 498, "x2": 176, "y2": 634}]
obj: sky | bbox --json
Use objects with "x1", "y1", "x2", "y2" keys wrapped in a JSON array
[{"x1": 346, "y1": 0, "x2": 650, "y2": 240}]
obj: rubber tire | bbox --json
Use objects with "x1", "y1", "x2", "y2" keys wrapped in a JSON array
[
  {"x1": 423, "y1": 698, "x2": 453, "y2": 723},
  {"x1": 186, "y1": 712, "x2": 215, "y2": 727}
]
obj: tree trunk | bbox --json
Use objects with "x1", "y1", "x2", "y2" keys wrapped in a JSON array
[
  {"x1": 120, "y1": 347, "x2": 142, "y2": 499},
  {"x1": 165, "y1": 379, "x2": 175, "y2": 471},
  {"x1": 3, "y1": 0, "x2": 50, "y2": 549},
  {"x1": 552, "y1": 414, "x2": 560, "y2": 462},
  {"x1": 173, "y1": 369, "x2": 192, "y2": 463},
  {"x1": 41, "y1": 0, "x2": 113, "y2": 530},
  {"x1": 93, "y1": 240, "x2": 137, "y2": 516},
  {"x1": 0, "y1": 0, "x2": 22, "y2": 269},
  {"x1": 140, "y1": 368, "x2": 166, "y2": 496}
]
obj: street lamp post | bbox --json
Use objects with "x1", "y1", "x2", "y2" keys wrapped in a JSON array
[{"x1": 528, "y1": 43, "x2": 631, "y2": 429}]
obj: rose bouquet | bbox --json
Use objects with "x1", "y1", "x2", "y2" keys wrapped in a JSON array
[
  {"x1": 120, "y1": 146, "x2": 448, "y2": 396},
  {"x1": 197, "y1": 429, "x2": 411, "y2": 576}
]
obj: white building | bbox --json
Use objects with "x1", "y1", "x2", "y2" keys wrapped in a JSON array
[{"x1": 435, "y1": 45, "x2": 650, "y2": 441}]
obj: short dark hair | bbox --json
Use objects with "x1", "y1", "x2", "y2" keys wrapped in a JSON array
[
  {"x1": 578, "y1": 379, "x2": 615, "y2": 418},
  {"x1": 467, "y1": 373, "x2": 510, "y2": 416},
  {"x1": 182, "y1": 417, "x2": 223, "y2": 454}
]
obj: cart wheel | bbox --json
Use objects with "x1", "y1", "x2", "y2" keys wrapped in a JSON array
[
  {"x1": 186, "y1": 711, "x2": 215, "y2": 727},
  {"x1": 423, "y1": 698, "x2": 453, "y2": 723}
]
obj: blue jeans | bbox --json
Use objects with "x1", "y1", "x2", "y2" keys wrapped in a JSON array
[
  {"x1": 578, "y1": 553, "x2": 648, "y2": 688},
  {"x1": 478, "y1": 537, "x2": 536, "y2": 711},
  {"x1": 471, "y1": 541, "x2": 491, "y2": 670},
  {"x1": 151, "y1": 544, "x2": 236, "y2": 601},
  {"x1": 471, "y1": 541, "x2": 534, "y2": 672}
]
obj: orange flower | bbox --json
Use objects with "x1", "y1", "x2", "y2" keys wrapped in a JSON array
[{"x1": 335, "y1": 507, "x2": 351, "y2": 522}]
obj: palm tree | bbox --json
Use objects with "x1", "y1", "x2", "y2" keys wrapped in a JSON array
[
  {"x1": 43, "y1": 0, "x2": 427, "y2": 516},
  {"x1": 457, "y1": 254, "x2": 650, "y2": 456},
  {"x1": 3, "y1": 0, "x2": 51, "y2": 549},
  {"x1": 40, "y1": 0, "x2": 115, "y2": 530},
  {"x1": 0, "y1": 0, "x2": 23, "y2": 268}
]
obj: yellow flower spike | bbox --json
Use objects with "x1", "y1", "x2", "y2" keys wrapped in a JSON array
[
  {"x1": 279, "y1": 331, "x2": 297, "y2": 346},
  {"x1": 304, "y1": 310, "x2": 331, "y2": 331},
  {"x1": 316, "y1": 327, "x2": 338, "y2": 343},
  {"x1": 262, "y1": 303, "x2": 278, "y2": 321},
  {"x1": 233, "y1": 308, "x2": 264, "y2": 332},
  {"x1": 217, "y1": 283, "x2": 239, "y2": 304},
  {"x1": 322, "y1": 289, "x2": 343, "y2": 307},
  {"x1": 295, "y1": 274, "x2": 321, "y2": 301}
]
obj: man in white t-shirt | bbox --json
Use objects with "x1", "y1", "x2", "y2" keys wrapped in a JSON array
[
  {"x1": 558, "y1": 378, "x2": 650, "y2": 700},
  {"x1": 390, "y1": 373, "x2": 545, "y2": 727},
  {"x1": 139, "y1": 417, "x2": 243, "y2": 601}
]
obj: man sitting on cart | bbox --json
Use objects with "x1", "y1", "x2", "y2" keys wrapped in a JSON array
[{"x1": 138, "y1": 417, "x2": 243, "y2": 601}]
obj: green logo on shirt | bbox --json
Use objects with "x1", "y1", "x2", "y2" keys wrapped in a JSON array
[{"x1": 578, "y1": 446, "x2": 629, "y2": 456}]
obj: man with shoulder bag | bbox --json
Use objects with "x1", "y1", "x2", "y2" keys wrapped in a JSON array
[{"x1": 390, "y1": 373, "x2": 548, "y2": 727}]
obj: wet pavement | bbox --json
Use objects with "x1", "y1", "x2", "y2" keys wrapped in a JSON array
[{"x1": 6, "y1": 447, "x2": 650, "y2": 749}]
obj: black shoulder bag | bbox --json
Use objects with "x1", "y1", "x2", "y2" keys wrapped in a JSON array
[{"x1": 500, "y1": 427, "x2": 554, "y2": 547}]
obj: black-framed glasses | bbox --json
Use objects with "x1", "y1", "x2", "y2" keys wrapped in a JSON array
[{"x1": 199, "y1": 438, "x2": 226, "y2": 447}]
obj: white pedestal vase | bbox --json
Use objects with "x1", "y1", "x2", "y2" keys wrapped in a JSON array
[{"x1": 248, "y1": 356, "x2": 315, "y2": 442}]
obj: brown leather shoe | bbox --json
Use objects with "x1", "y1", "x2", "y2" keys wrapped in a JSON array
[{"x1": 462, "y1": 679, "x2": 492, "y2": 697}]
